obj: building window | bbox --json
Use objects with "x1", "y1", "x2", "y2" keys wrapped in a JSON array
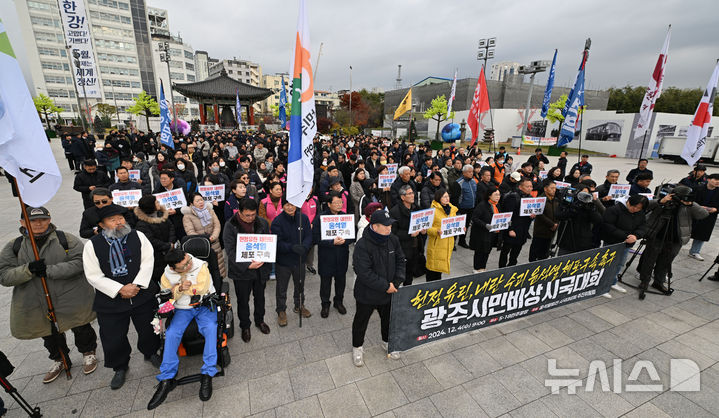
[
  {"x1": 186, "y1": 74, "x2": 195, "y2": 82},
  {"x1": 184, "y1": 51, "x2": 193, "y2": 60},
  {"x1": 42, "y1": 61, "x2": 70, "y2": 71},
  {"x1": 228, "y1": 70, "x2": 233, "y2": 74},
  {"x1": 28, "y1": 1, "x2": 55, "y2": 11},
  {"x1": 185, "y1": 62, "x2": 194, "y2": 71},
  {"x1": 37, "y1": 47, "x2": 59, "y2": 56},
  {"x1": 170, "y1": 72, "x2": 184, "y2": 81},
  {"x1": 30, "y1": 16, "x2": 59, "y2": 28}
]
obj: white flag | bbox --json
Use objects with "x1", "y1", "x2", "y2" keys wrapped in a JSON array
[
  {"x1": 0, "y1": 20, "x2": 61, "y2": 207},
  {"x1": 681, "y1": 61, "x2": 719, "y2": 167},
  {"x1": 447, "y1": 69, "x2": 457, "y2": 117},
  {"x1": 634, "y1": 26, "x2": 671, "y2": 141}
]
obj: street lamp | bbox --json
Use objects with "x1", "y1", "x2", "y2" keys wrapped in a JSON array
[
  {"x1": 477, "y1": 37, "x2": 496, "y2": 151},
  {"x1": 349, "y1": 65, "x2": 353, "y2": 127},
  {"x1": 73, "y1": 49, "x2": 92, "y2": 133},
  {"x1": 158, "y1": 41, "x2": 177, "y2": 129},
  {"x1": 518, "y1": 60, "x2": 550, "y2": 140}
]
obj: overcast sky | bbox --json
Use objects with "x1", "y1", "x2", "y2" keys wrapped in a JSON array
[{"x1": 152, "y1": 0, "x2": 718, "y2": 92}]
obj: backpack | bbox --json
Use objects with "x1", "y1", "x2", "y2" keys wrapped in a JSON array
[{"x1": 13, "y1": 230, "x2": 69, "y2": 257}]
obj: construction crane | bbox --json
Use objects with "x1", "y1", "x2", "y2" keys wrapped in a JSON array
[
  {"x1": 395, "y1": 64, "x2": 402, "y2": 89},
  {"x1": 314, "y1": 42, "x2": 323, "y2": 84}
]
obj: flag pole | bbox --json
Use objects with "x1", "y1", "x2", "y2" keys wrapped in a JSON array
[
  {"x1": 12, "y1": 178, "x2": 72, "y2": 379},
  {"x1": 577, "y1": 107, "x2": 585, "y2": 163},
  {"x1": 639, "y1": 130, "x2": 648, "y2": 160},
  {"x1": 482, "y1": 63, "x2": 496, "y2": 154},
  {"x1": 298, "y1": 207, "x2": 303, "y2": 328}
]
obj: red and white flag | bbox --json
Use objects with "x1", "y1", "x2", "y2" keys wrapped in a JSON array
[
  {"x1": 681, "y1": 60, "x2": 719, "y2": 166},
  {"x1": 634, "y1": 26, "x2": 671, "y2": 141},
  {"x1": 468, "y1": 67, "x2": 490, "y2": 146}
]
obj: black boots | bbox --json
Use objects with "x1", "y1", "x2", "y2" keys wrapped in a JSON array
[
  {"x1": 147, "y1": 378, "x2": 177, "y2": 410},
  {"x1": 200, "y1": 374, "x2": 213, "y2": 401}
]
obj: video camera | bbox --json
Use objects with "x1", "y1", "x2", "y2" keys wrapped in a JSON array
[
  {"x1": 655, "y1": 183, "x2": 694, "y2": 205},
  {"x1": 556, "y1": 187, "x2": 594, "y2": 211}
]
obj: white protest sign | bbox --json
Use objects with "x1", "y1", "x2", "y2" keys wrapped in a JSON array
[
  {"x1": 440, "y1": 214, "x2": 466, "y2": 238},
  {"x1": 235, "y1": 234, "x2": 277, "y2": 263},
  {"x1": 320, "y1": 214, "x2": 356, "y2": 240},
  {"x1": 489, "y1": 212, "x2": 513, "y2": 232},
  {"x1": 520, "y1": 197, "x2": 546, "y2": 216},
  {"x1": 383, "y1": 140, "x2": 391, "y2": 147},
  {"x1": 153, "y1": 188, "x2": 187, "y2": 210},
  {"x1": 198, "y1": 184, "x2": 225, "y2": 202},
  {"x1": 386, "y1": 164, "x2": 398, "y2": 176},
  {"x1": 555, "y1": 181, "x2": 571, "y2": 189},
  {"x1": 378, "y1": 174, "x2": 395, "y2": 189},
  {"x1": 539, "y1": 170, "x2": 548, "y2": 180},
  {"x1": 111, "y1": 190, "x2": 142, "y2": 208},
  {"x1": 639, "y1": 193, "x2": 654, "y2": 200},
  {"x1": 114, "y1": 170, "x2": 140, "y2": 182},
  {"x1": 608, "y1": 184, "x2": 631, "y2": 200},
  {"x1": 408, "y1": 208, "x2": 434, "y2": 234}
]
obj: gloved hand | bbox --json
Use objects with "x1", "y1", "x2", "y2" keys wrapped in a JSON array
[
  {"x1": 28, "y1": 259, "x2": 47, "y2": 277},
  {"x1": 291, "y1": 244, "x2": 306, "y2": 255}
]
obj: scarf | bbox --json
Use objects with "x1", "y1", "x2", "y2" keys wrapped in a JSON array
[
  {"x1": 489, "y1": 200, "x2": 499, "y2": 214},
  {"x1": 441, "y1": 204, "x2": 451, "y2": 215},
  {"x1": 102, "y1": 231, "x2": 128, "y2": 277},
  {"x1": 366, "y1": 224, "x2": 389, "y2": 244},
  {"x1": 192, "y1": 204, "x2": 212, "y2": 227}
]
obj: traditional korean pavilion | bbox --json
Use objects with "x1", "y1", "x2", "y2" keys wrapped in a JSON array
[{"x1": 173, "y1": 69, "x2": 273, "y2": 127}]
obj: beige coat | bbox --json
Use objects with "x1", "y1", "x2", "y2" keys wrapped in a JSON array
[{"x1": 182, "y1": 203, "x2": 226, "y2": 277}]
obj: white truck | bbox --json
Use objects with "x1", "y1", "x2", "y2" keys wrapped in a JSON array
[{"x1": 657, "y1": 136, "x2": 719, "y2": 164}]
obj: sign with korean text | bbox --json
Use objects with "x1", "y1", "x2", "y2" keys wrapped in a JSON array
[
  {"x1": 555, "y1": 181, "x2": 570, "y2": 189},
  {"x1": 386, "y1": 163, "x2": 398, "y2": 176},
  {"x1": 58, "y1": 0, "x2": 101, "y2": 98},
  {"x1": 608, "y1": 184, "x2": 631, "y2": 200},
  {"x1": 320, "y1": 214, "x2": 355, "y2": 240},
  {"x1": 388, "y1": 243, "x2": 624, "y2": 352},
  {"x1": 489, "y1": 212, "x2": 513, "y2": 232},
  {"x1": 408, "y1": 208, "x2": 434, "y2": 234},
  {"x1": 111, "y1": 189, "x2": 141, "y2": 208},
  {"x1": 520, "y1": 197, "x2": 546, "y2": 216},
  {"x1": 153, "y1": 188, "x2": 187, "y2": 210},
  {"x1": 639, "y1": 193, "x2": 654, "y2": 200},
  {"x1": 539, "y1": 170, "x2": 548, "y2": 180},
  {"x1": 440, "y1": 214, "x2": 466, "y2": 238},
  {"x1": 198, "y1": 184, "x2": 225, "y2": 202},
  {"x1": 378, "y1": 174, "x2": 395, "y2": 189},
  {"x1": 235, "y1": 234, "x2": 277, "y2": 263}
]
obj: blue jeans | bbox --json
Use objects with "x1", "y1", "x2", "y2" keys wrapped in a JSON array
[
  {"x1": 157, "y1": 306, "x2": 217, "y2": 381},
  {"x1": 690, "y1": 239, "x2": 705, "y2": 255},
  {"x1": 613, "y1": 246, "x2": 631, "y2": 285}
]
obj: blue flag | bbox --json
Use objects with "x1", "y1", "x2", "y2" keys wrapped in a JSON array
[
  {"x1": 557, "y1": 49, "x2": 588, "y2": 147},
  {"x1": 279, "y1": 74, "x2": 287, "y2": 129},
  {"x1": 541, "y1": 49, "x2": 557, "y2": 118},
  {"x1": 235, "y1": 88, "x2": 242, "y2": 130},
  {"x1": 159, "y1": 80, "x2": 173, "y2": 149}
]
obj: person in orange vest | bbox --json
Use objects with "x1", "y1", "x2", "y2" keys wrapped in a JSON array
[{"x1": 489, "y1": 154, "x2": 506, "y2": 186}]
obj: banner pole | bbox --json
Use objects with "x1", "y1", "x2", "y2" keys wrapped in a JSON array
[
  {"x1": 577, "y1": 107, "x2": 584, "y2": 163},
  {"x1": 298, "y1": 209, "x2": 303, "y2": 328},
  {"x1": 12, "y1": 177, "x2": 72, "y2": 379},
  {"x1": 638, "y1": 130, "x2": 648, "y2": 160}
]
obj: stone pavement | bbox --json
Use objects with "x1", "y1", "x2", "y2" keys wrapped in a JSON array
[{"x1": 2, "y1": 143, "x2": 719, "y2": 417}]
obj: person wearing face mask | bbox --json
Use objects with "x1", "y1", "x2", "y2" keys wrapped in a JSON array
[
  {"x1": 174, "y1": 158, "x2": 198, "y2": 197},
  {"x1": 206, "y1": 160, "x2": 230, "y2": 188}
]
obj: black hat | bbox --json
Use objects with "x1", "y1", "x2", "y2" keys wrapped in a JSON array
[
  {"x1": 97, "y1": 204, "x2": 126, "y2": 220},
  {"x1": 369, "y1": 209, "x2": 396, "y2": 226},
  {"x1": 23, "y1": 206, "x2": 50, "y2": 221},
  {"x1": 329, "y1": 176, "x2": 342, "y2": 186}
]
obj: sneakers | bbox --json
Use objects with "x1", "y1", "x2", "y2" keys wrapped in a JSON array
[
  {"x1": 43, "y1": 361, "x2": 64, "y2": 384},
  {"x1": 306, "y1": 265, "x2": 317, "y2": 274},
  {"x1": 269, "y1": 273, "x2": 277, "y2": 280},
  {"x1": 381, "y1": 341, "x2": 401, "y2": 360},
  {"x1": 601, "y1": 293, "x2": 613, "y2": 299},
  {"x1": 277, "y1": 311, "x2": 288, "y2": 327},
  {"x1": 473, "y1": 269, "x2": 486, "y2": 274},
  {"x1": 611, "y1": 284, "x2": 627, "y2": 293},
  {"x1": 689, "y1": 253, "x2": 705, "y2": 261},
  {"x1": 352, "y1": 346, "x2": 364, "y2": 367},
  {"x1": 82, "y1": 351, "x2": 97, "y2": 375},
  {"x1": 293, "y1": 306, "x2": 312, "y2": 318}
]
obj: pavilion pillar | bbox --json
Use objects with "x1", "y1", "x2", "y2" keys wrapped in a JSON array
[
  {"x1": 249, "y1": 105, "x2": 255, "y2": 126},
  {"x1": 213, "y1": 100, "x2": 219, "y2": 125},
  {"x1": 199, "y1": 103, "x2": 206, "y2": 125}
]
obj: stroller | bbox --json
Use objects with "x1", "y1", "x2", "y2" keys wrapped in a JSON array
[{"x1": 154, "y1": 235, "x2": 234, "y2": 385}]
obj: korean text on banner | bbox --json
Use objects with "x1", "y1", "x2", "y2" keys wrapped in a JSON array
[
  {"x1": 198, "y1": 184, "x2": 225, "y2": 202},
  {"x1": 555, "y1": 181, "x2": 571, "y2": 189},
  {"x1": 320, "y1": 215, "x2": 355, "y2": 240},
  {"x1": 235, "y1": 234, "x2": 277, "y2": 263},
  {"x1": 153, "y1": 188, "x2": 187, "y2": 210},
  {"x1": 58, "y1": 0, "x2": 101, "y2": 98},
  {"x1": 409, "y1": 209, "x2": 434, "y2": 234},
  {"x1": 387, "y1": 244, "x2": 624, "y2": 352},
  {"x1": 385, "y1": 164, "x2": 398, "y2": 176},
  {"x1": 520, "y1": 197, "x2": 546, "y2": 216},
  {"x1": 111, "y1": 190, "x2": 142, "y2": 208},
  {"x1": 378, "y1": 174, "x2": 395, "y2": 189},
  {"x1": 440, "y1": 214, "x2": 466, "y2": 238},
  {"x1": 489, "y1": 212, "x2": 513, "y2": 232},
  {"x1": 608, "y1": 184, "x2": 630, "y2": 200}
]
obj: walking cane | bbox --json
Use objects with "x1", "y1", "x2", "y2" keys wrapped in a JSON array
[{"x1": 13, "y1": 178, "x2": 72, "y2": 380}]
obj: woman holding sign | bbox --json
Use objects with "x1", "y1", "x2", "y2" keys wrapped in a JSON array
[
  {"x1": 182, "y1": 194, "x2": 226, "y2": 278},
  {"x1": 470, "y1": 187, "x2": 503, "y2": 273},
  {"x1": 425, "y1": 190, "x2": 459, "y2": 282}
]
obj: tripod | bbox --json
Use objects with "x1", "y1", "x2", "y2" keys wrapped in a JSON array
[
  {"x1": 0, "y1": 374, "x2": 41, "y2": 417},
  {"x1": 617, "y1": 211, "x2": 674, "y2": 300},
  {"x1": 698, "y1": 253, "x2": 719, "y2": 282}
]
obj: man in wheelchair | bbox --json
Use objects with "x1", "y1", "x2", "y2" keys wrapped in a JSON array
[{"x1": 148, "y1": 249, "x2": 217, "y2": 410}]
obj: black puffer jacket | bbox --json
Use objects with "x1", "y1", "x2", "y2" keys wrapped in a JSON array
[
  {"x1": 470, "y1": 200, "x2": 501, "y2": 252},
  {"x1": 501, "y1": 191, "x2": 533, "y2": 246},
  {"x1": 223, "y1": 214, "x2": 271, "y2": 281},
  {"x1": 352, "y1": 228, "x2": 405, "y2": 305},
  {"x1": 73, "y1": 169, "x2": 112, "y2": 208},
  {"x1": 389, "y1": 202, "x2": 420, "y2": 261},
  {"x1": 312, "y1": 209, "x2": 353, "y2": 277},
  {"x1": 601, "y1": 202, "x2": 649, "y2": 245},
  {"x1": 134, "y1": 206, "x2": 175, "y2": 281}
]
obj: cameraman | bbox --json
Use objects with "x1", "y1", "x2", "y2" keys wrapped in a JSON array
[
  {"x1": 148, "y1": 249, "x2": 216, "y2": 409},
  {"x1": 601, "y1": 194, "x2": 648, "y2": 298},
  {"x1": 556, "y1": 184, "x2": 604, "y2": 255},
  {"x1": 638, "y1": 185, "x2": 708, "y2": 296}
]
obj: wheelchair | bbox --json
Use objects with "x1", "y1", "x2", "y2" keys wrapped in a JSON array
[{"x1": 154, "y1": 235, "x2": 234, "y2": 385}]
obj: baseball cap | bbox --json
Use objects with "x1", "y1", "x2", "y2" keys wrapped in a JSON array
[
  {"x1": 369, "y1": 209, "x2": 396, "y2": 226},
  {"x1": 510, "y1": 172, "x2": 522, "y2": 181},
  {"x1": 23, "y1": 206, "x2": 50, "y2": 221}
]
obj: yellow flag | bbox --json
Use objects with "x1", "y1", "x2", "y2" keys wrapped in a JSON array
[{"x1": 393, "y1": 88, "x2": 412, "y2": 120}]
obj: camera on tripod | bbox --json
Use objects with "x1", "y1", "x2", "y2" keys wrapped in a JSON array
[
  {"x1": 655, "y1": 183, "x2": 695, "y2": 205},
  {"x1": 557, "y1": 187, "x2": 594, "y2": 212}
]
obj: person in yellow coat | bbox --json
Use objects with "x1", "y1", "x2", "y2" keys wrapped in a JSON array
[{"x1": 425, "y1": 189, "x2": 460, "y2": 281}]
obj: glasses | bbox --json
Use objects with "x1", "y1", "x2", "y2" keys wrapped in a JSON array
[
  {"x1": 175, "y1": 258, "x2": 192, "y2": 271},
  {"x1": 94, "y1": 199, "x2": 109, "y2": 205}
]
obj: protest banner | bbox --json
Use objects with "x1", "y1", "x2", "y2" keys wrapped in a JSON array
[
  {"x1": 111, "y1": 190, "x2": 142, "y2": 208},
  {"x1": 440, "y1": 214, "x2": 466, "y2": 238},
  {"x1": 153, "y1": 188, "x2": 187, "y2": 210},
  {"x1": 235, "y1": 234, "x2": 277, "y2": 263},
  {"x1": 555, "y1": 181, "x2": 571, "y2": 189},
  {"x1": 539, "y1": 170, "x2": 548, "y2": 180},
  {"x1": 386, "y1": 163, "x2": 398, "y2": 176},
  {"x1": 320, "y1": 214, "x2": 355, "y2": 240},
  {"x1": 639, "y1": 193, "x2": 654, "y2": 200},
  {"x1": 114, "y1": 170, "x2": 140, "y2": 183},
  {"x1": 198, "y1": 184, "x2": 225, "y2": 202},
  {"x1": 520, "y1": 197, "x2": 546, "y2": 216},
  {"x1": 378, "y1": 174, "x2": 395, "y2": 189},
  {"x1": 387, "y1": 243, "x2": 624, "y2": 352},
  {"x1": 489, "y1": 212, "x2": 512, "y2": 232},
  {"x1": 608, "y1": 184, "x2": 631, "y2": 200},
  {"x1": 521, "y1": 136, "x2": 557, "y2": 146},
  {"x1": 408, "y1": 208, "x2": 434, "y2": 234}
]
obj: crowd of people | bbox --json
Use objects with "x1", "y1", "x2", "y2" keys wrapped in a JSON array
[{"x1": 2, "y1": 127, "x2": 719, "y2": 409}]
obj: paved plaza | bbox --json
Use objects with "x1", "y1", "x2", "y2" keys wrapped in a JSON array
[{"x1": 2, "y1": 142, "x2": 719, "y2": 417}]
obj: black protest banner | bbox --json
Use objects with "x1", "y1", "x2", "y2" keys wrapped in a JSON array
[{"x1": 388, "y1": 243, "x2": 624, "y2": 353}]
